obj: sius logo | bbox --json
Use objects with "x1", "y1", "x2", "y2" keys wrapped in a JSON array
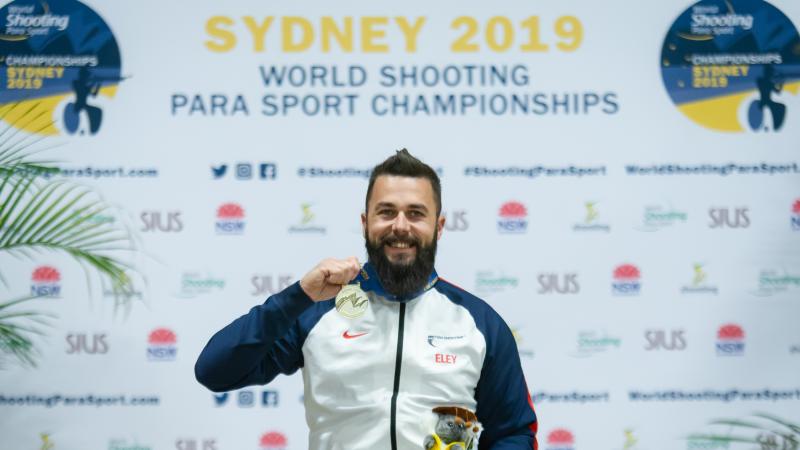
[
  {"x1": 66, "y1": 332, "x2": 108, "y2": 354},
  {"x1": 140, "y1": 211, "x2": 183, "y2": 232},
  {"x1": 176, "y1": 439, "x2": 216, "y2": 450},
  {"x1": 215, "y1": 203, "x2": 245, "y2": 235},
  {"x1": 442, "y1": 210, "x2": 468, "y2": 231},
  {"x1": 612, "y1": 264, "x2": 641, "y2": 296},
  {"x1": 251, "y1": 274, "x2": 293, "y2": 296},
  {"x1": 497, "y1": 201, "x2": 528, "y2": 234},
  {"x1": 644, "y1": 329, "x2": 686, "y2": 351},
  {"x1": 791, "y1": 199, "x2": 800, "y2": 230},
  {"x1": 546, "y1": 428, "x2": 575, "y2": 450},
  {"x1": 259, "y1": 431, "x2": 288, "y2": 450},
  {"x1": 708, "y1": 207, "x2": 750, "y2": 229},
  {"x1": 537, "y1": 273, "x2": 579, "y2": 294},
  {"x1": 147, "y1": 328, "x2": 177, "y2": 361},
  {"x1": 716, "y1": 323, "x2": 744, "y2": 356},
  {"x1": 31, "y1": 265, "x2": 61, "y2": 297},
  {"x1": 214, "y1": 389, "x2": 279, "y2": 408}
]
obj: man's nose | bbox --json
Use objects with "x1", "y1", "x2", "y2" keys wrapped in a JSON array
[{"x1": 392, "y1": 212, "x2": 411, "y2": 235}]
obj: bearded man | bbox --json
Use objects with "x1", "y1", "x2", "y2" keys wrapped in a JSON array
[{"x1": 195, "y1": 149, "x2": 538, "y2": 450}]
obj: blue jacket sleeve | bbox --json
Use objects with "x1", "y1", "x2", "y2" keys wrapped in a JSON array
[
  {"x1": 194, "y1": 281, "x2": 314, "y2": 392},
  {"x1": 475, "y1": 316, "x2": 538, "y2": 450}
]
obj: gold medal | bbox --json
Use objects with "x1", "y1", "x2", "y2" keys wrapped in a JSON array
[{"x1": 335, "y1": 283, "x2": 369, "y2": 319}]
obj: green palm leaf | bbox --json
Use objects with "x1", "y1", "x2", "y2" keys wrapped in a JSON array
[
  {"x1": 0, "y1": 295, "x2": 54, "y2": 368},
  {"x1": 0, "y1": 105, "x2": 142, "y2": 366}
]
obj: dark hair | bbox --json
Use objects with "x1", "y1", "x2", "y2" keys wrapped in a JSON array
[{"x1": 365, "y1": 148, "x2": 441, "y2": 216}]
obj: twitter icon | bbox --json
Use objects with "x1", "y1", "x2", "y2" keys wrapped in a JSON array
[{"x1": 211, "y1": 164, "x2": 227, "y2": 179}]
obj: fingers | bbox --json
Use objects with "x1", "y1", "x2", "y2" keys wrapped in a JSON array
[
  {"x1": 300, "y1": 257, "x2": 361, "y2": 301},
  {"x1": 323, "y1": 257, "x2": 360, "y2": 285}
]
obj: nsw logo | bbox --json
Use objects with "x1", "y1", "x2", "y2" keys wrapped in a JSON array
[
  {"x1": 215, "y1": 203, "x2": 245, "y2": 235},
  {"x1": 715, "y1": 323, "x2": 744, "y2": 356},
  {"x1": 612, "y1": 264, "x2": 641, "y2": 296},
  {"x1": 259, "y1": 432, "x2": 287, "y2": 450},
  {"x1": 31, "y1": 265, "x2": 61, "y2": 297},
  {"x1": 497, "y1": 201, "x2": 528, "y2": 234},
  {"x1": 147, "y1": 328, "x2": 177, "y2": 361},
  {"x1": 546, "y1": 428, "x2": 575, "y2": 450}
]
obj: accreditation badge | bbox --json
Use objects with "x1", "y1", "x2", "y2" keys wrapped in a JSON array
[{"x1": 335, "y1": 283, "x2": 369, "y2": 319}]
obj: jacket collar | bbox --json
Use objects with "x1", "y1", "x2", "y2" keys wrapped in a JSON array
[{"x1": 356, "y1": 262, "x2": 438, "y2": 303}]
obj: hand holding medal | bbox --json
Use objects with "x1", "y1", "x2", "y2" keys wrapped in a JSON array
[{"x1": 299, "y1": 256, "x2": 362, "y2": 302}]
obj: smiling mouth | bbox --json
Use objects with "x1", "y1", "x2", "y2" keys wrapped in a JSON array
[{"x1": 387, "y1": 241, "x2": 413, "y2": 249}]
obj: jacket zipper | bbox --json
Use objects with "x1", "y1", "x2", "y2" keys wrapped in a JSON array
[{"x1": 390, "y1": 302, "x2": 406, "y2": 450}]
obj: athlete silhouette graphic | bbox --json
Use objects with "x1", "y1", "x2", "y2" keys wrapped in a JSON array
[
  {"x1": 63, "y1": 67, "x2": 103, "y2": 135},
  {"x1": 748, "y1": 64, "x2": 786, "y2": 132}
]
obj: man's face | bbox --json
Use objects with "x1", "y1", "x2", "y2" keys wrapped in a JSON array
[{"x1": 362, "y1": 175, "x2": 445, "y2": 296}]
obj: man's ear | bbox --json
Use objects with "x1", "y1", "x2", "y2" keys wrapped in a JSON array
[
  {"x1": 436, "y1": 214, "x2": 445, "y2": 240},
  {"x1": 361, "y1": 212, "x2": 367, "y2": 236}
]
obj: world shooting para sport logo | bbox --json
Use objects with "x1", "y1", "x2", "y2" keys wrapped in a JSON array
[
  {"x1": 791, "y1": 199, "x2": 800, "y2": 231},
  {"x1": 0, "y1": 0, "x2": 125, "y2": 136},
  {"x1": 660, "y1": 0, "x2": 800, "y2": 133}
]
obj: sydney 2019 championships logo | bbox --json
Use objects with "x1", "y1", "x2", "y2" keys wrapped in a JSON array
[
  {"x1": 661, "y1": 0, "x2": 800, "y2": 133},
  {"x1": 0, "y1": 0, "x2": 124, "y2": 136}
]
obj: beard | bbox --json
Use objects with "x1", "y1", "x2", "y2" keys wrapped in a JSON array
[{"x1": 365, "y1": 229, "x2": 437, "y2": 299}]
